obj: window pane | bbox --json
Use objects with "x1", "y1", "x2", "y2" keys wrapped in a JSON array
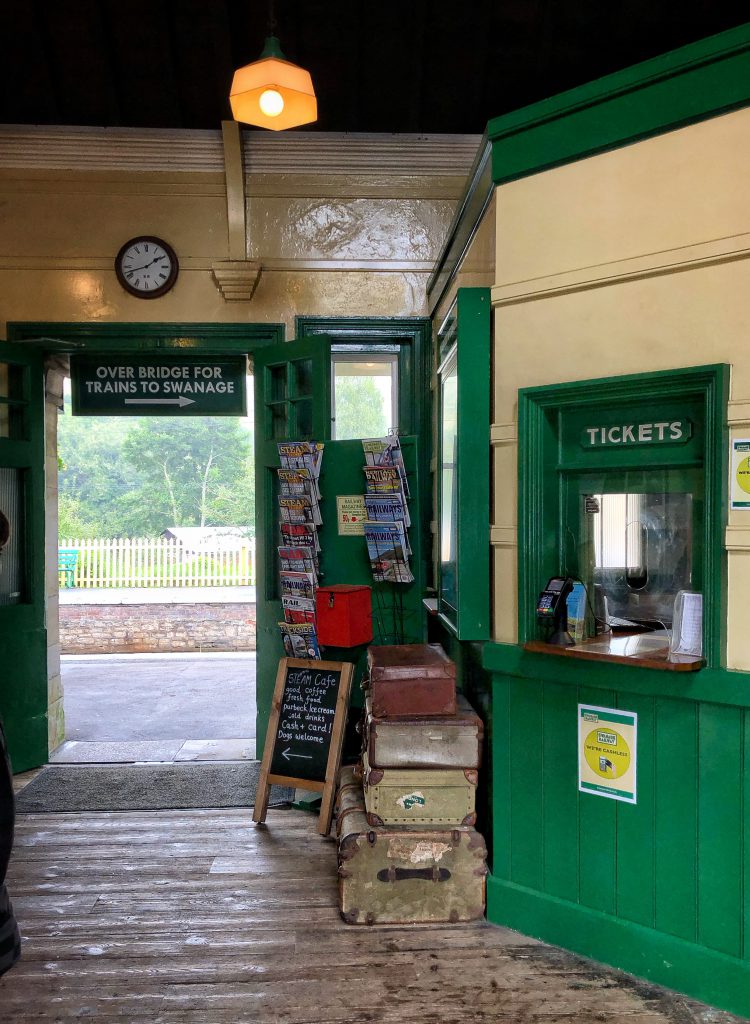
[
  {"x1": 293, "y1": 359, "x2": 313, "y2": 398},
  {"x1": 581, "y1": 488, "x2": 694, "y2": 629},
  {"x1": 440, "y1": 359, "x2": 458, "y2": 613},
  {"x1": 268, "y1": 364, "x2": 288, "y2": 402},
  {"x1": 332, "y1": 357, "x2": 395, "y2": 440}
]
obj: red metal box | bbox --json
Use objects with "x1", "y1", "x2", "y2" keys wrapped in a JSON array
[
  {"x1": 316, "y1": 585, "x2": 373, "y2": 647},
  {"x1": 366, "y1": 643, "x2": 457, "y2": 718}
]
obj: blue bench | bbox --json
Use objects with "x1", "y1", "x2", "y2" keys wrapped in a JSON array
[{"x1": 58, "y1": 548, "x2": 79, "y2": 588}]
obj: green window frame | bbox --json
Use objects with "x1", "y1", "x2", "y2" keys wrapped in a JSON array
[
  {"x1": 517, "y1": 364, "x2": 729, "y2": 667},
  {"x1": 435, "y1": 288, "x2": 491, "y2": 640}
]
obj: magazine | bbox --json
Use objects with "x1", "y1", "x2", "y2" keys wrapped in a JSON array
[
  {"x1": 364, "y1": 493, "x2": 410, "y2": 528},
  {"x1": 278, "y1": 494, "x2": 321, "y2": 527},
  {"x1": 278, "y1": 546, "x2": 318, "y2": 576},
  {"x1": 362, "y1": 436, "x2": 409, "y2": 496},
  {"x1": 277, "y1": 467, "x2": 321, "y2": 502},
  {"x1": 278, "y1": 621, "x2": 321, "y2": 659},
  {"x1": 280, "y1": 571, "x2": 317, "y2": 600},
  {"x1": 282, "y1": 594, "x2": 317, "y2": 624},
  {"x1": 278, "y1": 441, "x2": 325, "y2": 477},
  {"x1": 364, "y1": 520, "x2": 414, "y2": 583},
  {"x1": 363, "y1": 466, "x2": 406, "y2": 498},
  {"x1": 280, "y1": 523, "x2": 320, "y2": 552}
]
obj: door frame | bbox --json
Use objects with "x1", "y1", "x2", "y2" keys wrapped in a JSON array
[{"x1": 4, "y1": 322, "x2": 285, "y2": 767}]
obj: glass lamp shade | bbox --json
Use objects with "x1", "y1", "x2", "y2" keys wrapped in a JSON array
[{"x1": 230, "y1": 40, "x2": 317, "y2": 131}]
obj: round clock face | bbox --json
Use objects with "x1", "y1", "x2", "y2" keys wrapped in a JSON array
[{"x1": 115, "y1": 237, "x2": 178, "y2": 298}]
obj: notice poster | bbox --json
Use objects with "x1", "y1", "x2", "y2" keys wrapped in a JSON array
[
  {"x1": 578, "y1": 704, "x2": 637, "y2": 804},
  {"x1": 730, "y1": 438, "x2": 750, "y2": 509}
]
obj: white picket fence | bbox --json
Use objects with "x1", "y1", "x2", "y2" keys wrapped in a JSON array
[{"x1": 59, "y1": 537, "x2": 256, "y2": 589}]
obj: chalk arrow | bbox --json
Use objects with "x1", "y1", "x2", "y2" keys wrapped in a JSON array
[
  {"x1": 282, "y1": 747, "x2": 312, "y2": 761},
  {"x1": 124, "y1": 396, "x2": 196, "y2": 407}
]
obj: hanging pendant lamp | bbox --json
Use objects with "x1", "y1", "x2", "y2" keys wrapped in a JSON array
[{"x1": 230, "y1": 32, "x2": 317, "y2": 131}]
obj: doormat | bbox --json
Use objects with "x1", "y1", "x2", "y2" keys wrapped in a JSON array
[{"x1": 14, "y1": 762, "x2": 293, "y2": 813}]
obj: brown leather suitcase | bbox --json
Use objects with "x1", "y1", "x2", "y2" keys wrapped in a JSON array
[
  {"x1": 363, "y1": 693, "x2": 483, "y2": 770},
  {"x1": 366, "y1": 643, "x2": 456, "y2": 718},
  {"x1": 336, "y1": 766, "x2": 487, "y2": 926}
]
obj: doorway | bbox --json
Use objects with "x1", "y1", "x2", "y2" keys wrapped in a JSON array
[{"x1": 54, "y1": 369, "x2": 258, "y2": 766}]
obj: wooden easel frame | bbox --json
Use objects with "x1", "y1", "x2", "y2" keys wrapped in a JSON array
[{"x1": 253, "y1": 658, "x2": 354, "y2": 836}]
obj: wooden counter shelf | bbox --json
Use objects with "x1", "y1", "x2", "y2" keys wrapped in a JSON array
[{"x1": 524, "y1": 633, "x2": 704, "y2": 672}]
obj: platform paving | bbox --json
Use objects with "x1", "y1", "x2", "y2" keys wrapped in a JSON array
[{"x1": 53, "y1": 652, "x2": 256, "y2": 764}]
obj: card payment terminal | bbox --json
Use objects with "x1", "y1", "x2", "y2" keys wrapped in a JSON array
[{"x1": 536, "y1": 577, "x2": 575, "y2": 646}]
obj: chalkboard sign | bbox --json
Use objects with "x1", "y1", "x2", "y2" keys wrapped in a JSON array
[{"x1": 253, "y1": 658, "x2": 353, "y2": 835}]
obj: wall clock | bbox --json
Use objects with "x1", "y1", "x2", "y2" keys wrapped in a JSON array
[{"x1": 115, "y1": 236, "x2": 179, "y2": 299}]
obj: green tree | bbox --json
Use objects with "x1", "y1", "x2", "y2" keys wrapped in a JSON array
[
  {"x1": 57, "y1": 396, "x2": 255, "y2": 538},
  {"x1": 334, "y1": 375, "x2": 388, "y2": 439},
  {"x1": 120, "y1": 418, "x2": 254, "y2": 532}
]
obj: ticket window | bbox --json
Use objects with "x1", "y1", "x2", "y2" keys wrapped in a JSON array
[{"x1": 562, "y1": 468, "x2": 703, "y2": 635}]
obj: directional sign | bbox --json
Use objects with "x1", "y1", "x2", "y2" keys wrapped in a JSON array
[{"x1": 70, "y1": 355, "x2": 247, "y2": 416}]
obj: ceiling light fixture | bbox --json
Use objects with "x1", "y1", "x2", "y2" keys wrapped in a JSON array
[{"x1": 230, "y1": 5, "x2": 317, "y2": 131}]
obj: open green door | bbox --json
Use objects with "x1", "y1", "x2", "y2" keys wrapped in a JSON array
[
  {"x1": 0, "y1": 343, "x2": 47, "y2": 773},
  {"x1": 253, "y1": 335, "x2": 332, "y2": 759}
]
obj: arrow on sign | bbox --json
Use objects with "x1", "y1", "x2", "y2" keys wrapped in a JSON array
[
  {"x1": 282, "y1": 747, "x2": 312, "y2": 761},
  {"x1": 124, "y1": 396, "x2": 196, "y2": 408}
]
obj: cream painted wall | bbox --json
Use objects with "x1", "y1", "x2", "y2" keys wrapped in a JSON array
[
  {"x1": 0, "y1": 141, "x2": 470, "y2": 337},
  {"x1": 489, "y1": 106, "x2": 750, "y2": 669}
]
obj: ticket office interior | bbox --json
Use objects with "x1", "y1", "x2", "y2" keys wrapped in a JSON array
[{"x1": 3, "y1": 20, "x2": 750, "y2": 1020}]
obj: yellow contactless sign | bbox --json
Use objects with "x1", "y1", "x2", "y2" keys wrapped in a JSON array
[
  {"x1": 583, "y1": 727, "x2": 631, "y2": 779},
  {"x1": 578, "y1": 705, "x2": 637, "y2": 803},
  {"x1": 731, "y1": 440, "x2": 750, "y2": 510}
]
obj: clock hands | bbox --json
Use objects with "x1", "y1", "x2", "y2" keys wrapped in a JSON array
[{"x1": 128, "y1": 255, "x2": 167, "y2": 273}]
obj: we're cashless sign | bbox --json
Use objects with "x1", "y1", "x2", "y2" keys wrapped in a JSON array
[{"x1": 70, "y1": 355, "x2": 247, "y2": 416}]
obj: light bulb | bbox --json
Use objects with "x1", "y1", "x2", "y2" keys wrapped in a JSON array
[{"x1": 259, "y1": 89, "x2": 285, "y2": 117}]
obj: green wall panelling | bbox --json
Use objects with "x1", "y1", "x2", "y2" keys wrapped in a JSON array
[
  {"x1": 614, "y1": 692, "x2": 655, "y2": 929},
  {"x1": 0, "y1": 342, "x2": 47, "y2": 772},
  {"x1": 744, "y1": 717, "x2": 750, "y2": 962},
  {"x1": 0, "y1": 630, "x2": 48, "y2": 773},
  {"x1": 541, "y1": 681, "x2": 579, "y2": 902},
  {"x1": 508, "y1": 681, "x2": 544, "y2": 891},
  {"x1": 486, "y1": 874, "x2": 750, "y2": 1019},
  {"x1": 577, "y1": 685, "x2": 617, "y2": 916},
  {"x1": 490, "y1": 672, "x2": 511, "y2": 880},
  {"x1": 654, "y1": 698, "x2": 698, "y2": 943},
  {"x1": 697, "y1": 703, "x2": 743, "y2": 957},
  {"x1": 487, "y1": 646, "x2": 750, "y2": 1017}
]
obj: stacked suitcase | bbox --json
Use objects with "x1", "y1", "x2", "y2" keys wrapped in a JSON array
[{"x1": 336, "y1": 643, "x2": 488, "y2": 925}]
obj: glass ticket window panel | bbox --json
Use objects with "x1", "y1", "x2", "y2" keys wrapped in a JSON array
[
  {"x1": 439, "y1": 351, "x2": 458, "y2": 615},
  {"x1": 580, "y1": 489, "x2": 694, "y2": 629},
  {"x1": 0, "y1": 468, "x2": 24, "y2": 606},
  {"x1": 0, "y1": 363, "x2": 25, "y2": 440},
  {"x1": 332, "y1": 355, "x2": 397, "y2": 440}
]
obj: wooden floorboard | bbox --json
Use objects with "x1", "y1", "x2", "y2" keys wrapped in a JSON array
[{"x1": 0, "y1": 807, "x2": 743, "y2": 1024}]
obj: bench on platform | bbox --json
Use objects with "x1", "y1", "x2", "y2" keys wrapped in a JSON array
[{"x1": 58, "y1": 548, "x2": 79, "y2": 588}]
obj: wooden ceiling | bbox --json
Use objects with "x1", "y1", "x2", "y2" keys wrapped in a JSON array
[{"x1": 3, "y1": 1, "x2": 747, "y2": 134}]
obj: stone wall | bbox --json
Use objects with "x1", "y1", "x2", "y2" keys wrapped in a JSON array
[{"x1": 60, "y1": 602, "x2": 257, "y2": 655}]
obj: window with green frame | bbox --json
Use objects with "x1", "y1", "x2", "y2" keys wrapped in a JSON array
[
  {"x1": 435, "y1": 288, "x2": 491, "y2": 640},
  {"x1": 517, "y1": 365, "x2": 728, "y2": 667}
]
